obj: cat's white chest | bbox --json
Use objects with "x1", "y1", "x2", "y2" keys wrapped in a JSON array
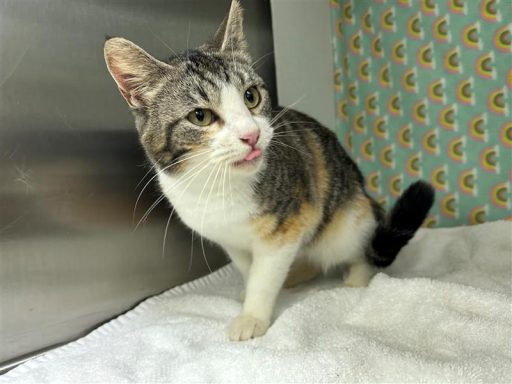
[{"x1": 158, "y1": 172, "x2": 256, "y2": 251}]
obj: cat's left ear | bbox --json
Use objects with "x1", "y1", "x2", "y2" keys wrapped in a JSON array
[
  {"x1": 208, "y1": 0, "x2": 249, "y2": 57},
  {"x1": 104, "y1": 37, "x2": 168, "y2": 109}
]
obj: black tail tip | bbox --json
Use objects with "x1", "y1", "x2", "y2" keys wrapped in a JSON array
[
  {"x1": 369, "y1": 180, "x2": 435, "y2": 268},
  {"x1": 390, "y1": 180, "x2": 435, "y2": 230},
  {"x1": 404, "y1": 180, "x2": 435, "y2": 207}
]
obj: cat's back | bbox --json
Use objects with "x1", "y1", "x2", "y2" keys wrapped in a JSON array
[
  {"x1": 269, "y1": 107, "x2": 362, "y2": 176},
  {"x1": 257, "y1": 107, "x2": 364, "y2": 204},
  {"x1": 251, "y1": 107, "x2": 366, "y2": 245}
]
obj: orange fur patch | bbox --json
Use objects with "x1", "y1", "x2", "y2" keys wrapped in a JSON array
[
  {"x1": 252, "y1": 203, "x2": 321, "y2": 246},
  {"x1": 252, "y1": 132, "x2": 332, "y2": 246},
  {"x1": 314, "y1": 192, "x2": 373, "y2": 245},
  {"x1": 284, "y1": 259, "x2": 320, "y2": 288},
  {"x1": 306, "y1": 133, "x2": 330, "y2": 203}
]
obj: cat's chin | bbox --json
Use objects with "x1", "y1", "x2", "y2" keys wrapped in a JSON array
[{"x1": 232, "y1": 151, "x2": 264, "y2": 172}]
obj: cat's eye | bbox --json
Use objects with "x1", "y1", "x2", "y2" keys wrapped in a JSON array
[
  {"x1": 244, "y1": 87, "x2": 260, "y2": 109},
  {"x1": 187, "y1": 108, "x2": 215, "y2": 126}
]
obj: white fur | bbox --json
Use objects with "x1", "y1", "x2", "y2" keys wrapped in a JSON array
[
  {"x1": 159, "y1": 164, "x2": 256, "y2": 251},
  {"x1": 307, "y1": 208, "x2": 378, "y2": 273},
  {"x1": 158, "y1": 85, "x2": 272, "y2": 253},
  {"x1": 158, "y1": 85, "x2": 376, "y2": 341}
]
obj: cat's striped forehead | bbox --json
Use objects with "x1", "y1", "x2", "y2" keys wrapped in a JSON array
[{"x1": 163, "y1": 50, "x2": 258, "y2": 108}]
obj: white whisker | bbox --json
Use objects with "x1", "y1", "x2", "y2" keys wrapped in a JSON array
[
  {"x1": 133, "y1": 149, "x2": 212, "y2": 223},
  {"x1": 270, "y1": 95, "x2": 307, "y2": 126},
  {"x1": 251, "y1": 50, "x2": 274, "y2": 70},
  {"x1": 186, "y1": 20, "x2": 191, "y2": 59},
  {"x1": 221, "y1": 161, "x2": 228, "y2": 225},
  {"x1": 272, "y1": 121, "x2": 317, "y2": 130},
  {"x1": 196, "y1": 164, "x2": 219, "y2": 272},
  {"x1": 188, "y1": 230, "x2": 194, "y2": 272},
  {"x1": 145, "y1": 25, "x2": 178, "y2": 56},
  {"x1": 228, "y1": 161, "x2": 234, "y2": 212},
  {"x1": 161, "y1": 206, "x2": 176, "y2": 258},
  {"x1": 134, "y1": 193, "x2": 167, "y2": 232},
  {"x1": 271, "y1": 140, "x2": 312, "y2": 158},
  {"x1": 134, "y1": 163, "x2": 157, "y2": 191},
  {"x1": 135, "y1": 156, "x2": 213, "y2": 231}
]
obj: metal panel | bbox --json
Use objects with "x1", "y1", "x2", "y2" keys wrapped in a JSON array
[
  {"x1": 0, "y1": 0, "x2": 276, "y2": 364},
  {"x1": 270, "y1": 0, "x2": 335, "y2": 130}
]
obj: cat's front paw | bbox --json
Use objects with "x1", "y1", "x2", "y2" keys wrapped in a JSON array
[{"x1": 229, "y1": 314, "x2": 269, "y2": 341}]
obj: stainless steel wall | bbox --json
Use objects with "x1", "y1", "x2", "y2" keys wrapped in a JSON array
[{"x1": 0, "y1": 0, "x2": 276, "y2": 366}]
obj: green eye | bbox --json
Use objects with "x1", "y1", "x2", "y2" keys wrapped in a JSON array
[
  {"x1": 187, "y1": 108, "x2": 214, "y2": 126},
  {"x1": 244, "y1": 87, "x2": 260, "y2": 109}
]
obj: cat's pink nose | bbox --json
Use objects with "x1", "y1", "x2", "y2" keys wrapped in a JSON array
[{"x1": 240, "y1": 130, "x2": 260, "y2": 147}]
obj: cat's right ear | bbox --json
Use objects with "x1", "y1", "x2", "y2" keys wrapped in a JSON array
[
  {"x1": 208, "y1": 0, "x2": 249, "y2": 56},
  {"x1": 104, "y1": 37, "x2": 167, "y2": 109}
]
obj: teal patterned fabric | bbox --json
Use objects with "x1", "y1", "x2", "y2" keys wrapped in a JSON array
[{"x1": 330, "y1": 0, "x2": 511, "y2": 227}]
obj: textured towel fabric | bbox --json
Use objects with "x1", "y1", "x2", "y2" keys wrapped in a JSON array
[{"x1": 2, "y1": 221, "x2": 511, "y2": 383}]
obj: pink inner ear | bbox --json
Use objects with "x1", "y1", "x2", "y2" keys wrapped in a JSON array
[
  {"x1": 108, "y1": 59, "x2": 142, "y2": 107},
  {"x1": 108, "y1": 59, "x2": 133, "y2": 92}
]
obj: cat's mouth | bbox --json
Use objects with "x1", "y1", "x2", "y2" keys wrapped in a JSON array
[{"x1": 233, "y1": 148, "x2": 262, "y2": 168}]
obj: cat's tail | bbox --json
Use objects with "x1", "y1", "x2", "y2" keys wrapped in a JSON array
[{"x1": 368, "y1": 181, "x2": 435, "y2": 267}]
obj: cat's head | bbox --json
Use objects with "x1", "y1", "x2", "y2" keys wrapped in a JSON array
[{"x1": 104, "y1": 0, "x2": 272, "y2": 177}]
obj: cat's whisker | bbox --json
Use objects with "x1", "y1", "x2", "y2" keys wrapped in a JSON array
[
  {"x1": 271, "y1": 133, "x2": 314, "y2": 140},
  {"x1": 271, "y1": 129, "x2": 317, "y2": 137},
  {"x1": 271, "y1": 100, "x2": 306, "y2": 125},
  {"x1": 228, "y1": 161, "x2": 234, "y2": 211},
  {"x1": 162, "y1": 158, "x2": 219, "y2": 268},
  {"x1": 269, "y1": 95, "x2": 307, "y2": 126},
  {"x1": 199, "y1": 234, "x2": 211, "y2": 272},
  {"x1": 132, "y1": 149, "x2": 212, "y2": 223},
  {"x1": 251, "y1": 50, "x2": 274, "y2": 70},
  {"x1": 165, "y1": 157, "x2": 215, "y2": 202},
  {"x1": 186, "y1": 20, "x2": 191, "y2": 60},
  {"x1": 136, "y1": 156, "x2": 214, "y2": 232},
  {"x1": 161, "y1": 206, "x2": 176, "y2": 259},
  {"x1": 203, "y1": 163, "x2": 223, "y2": 220},
  {"x1": 210, "y1": 149, "x2": 239, "y2": 163},
  {"x1": 272, "y1": 121, "x2": 317, "y2": 130},
  {"x1": 202, "y1": 162, "x2": 224, "y2": 268},
  {"x1": 221, "y1": 161, "x2": 228, "y2": 225},
  {"x1": 133, "y1": 150, "x2": 209, "y2": 221},
  {"x1": 272, "y1": 126, "x2": 316, "y2": 133},
  {"x1": 134, "y1": 163, "x2": 157, "y2": 191},
  {"x1": 145, "y1": 25, "x2": 178, "y2": 57},
  {"x1": 188, "y1": 230, "x2": 194, "y2": 272},
  {"x1": 271, "y1": 141, "x2": 312, "y2": 158},
  {"x1": 196, "y1": 163, "x2": 220, "y2": 273},
  {"x1": 134, "y1": 153, "x2": 212, "y2": 231},
  {"x1": 212, "y1": 154, "x2": 240, "y2": 165},
  {"x1": 134, "y1": 193, "x2": 167, "y2": 232}
]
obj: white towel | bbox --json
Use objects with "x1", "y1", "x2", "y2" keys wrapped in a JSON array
[{"x1": 3, "y1": 221, "x2": 511, "y2": 383}]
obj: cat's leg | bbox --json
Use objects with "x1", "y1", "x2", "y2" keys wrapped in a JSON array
[
  {"x1": 343, "y1": 259, "x2": 376, "y2": 287},
  {"x1": 224, "y1": 246, "x2": 251, "y2": 300},
  {"x1": 283, "y1": 258, "x2": 320, "y2": 288},
  {"x1": 229, "y1": 242, "x2": 298, "y2": 341}
]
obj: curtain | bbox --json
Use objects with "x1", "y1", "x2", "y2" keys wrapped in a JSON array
[{"x1": 330, "y1": 0, "x2": 511, "y2": 227}]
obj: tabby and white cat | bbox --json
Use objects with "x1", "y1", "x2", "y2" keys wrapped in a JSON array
[{"x1": 104, "y1": 0, "x2": 434, "y2": 341}]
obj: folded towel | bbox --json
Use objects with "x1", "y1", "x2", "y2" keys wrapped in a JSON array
[{"x1": 3, "y1": 221, "x2": 511, "y2": 383}]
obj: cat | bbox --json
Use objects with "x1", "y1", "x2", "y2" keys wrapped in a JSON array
[{"x1": 103, "y1": 0, "x2": 434, "y2": 341}]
